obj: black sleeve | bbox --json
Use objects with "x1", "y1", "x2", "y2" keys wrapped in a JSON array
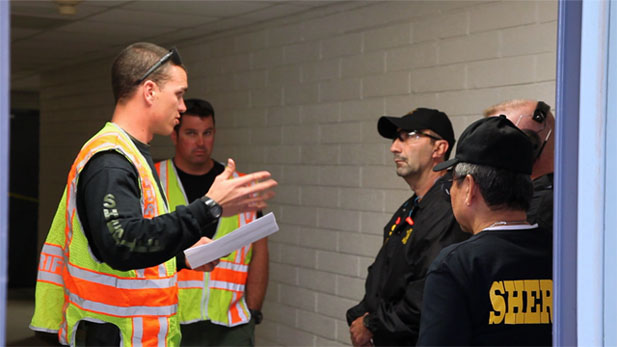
[
  {"x1": 528, "y1": 175, "x2": 554, "y2": 233},
  {"x1": 534, "y1": 189, "x2": 553, "y2": 233},
  {"x1": 417, "y1": 260, "x2": 472, "y2": 346},
  {"x1": 370, "y1": 220, "x2": 467, "y2": 340},
  {"x1": 346, "y1": 298, "x2": 368, "y2": 326},
  {"x1": 368, "y1": 276, "x2": 425, "y2": 340},
  {"x1": 77, "y1": 151, "x2": 218, "y2": 271}
]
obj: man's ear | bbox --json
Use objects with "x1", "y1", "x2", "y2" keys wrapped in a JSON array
[
  {"x1": 143, "y1": 80, "x2": 157, "y2": 105},
  {"x1": 433, "y1": 140, "x2": 449, "y2": 159},
  {"x1": 463, "y1": 174, "x2": 477, "y2": 207}
]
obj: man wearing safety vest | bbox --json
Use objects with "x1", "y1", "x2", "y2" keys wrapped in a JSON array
[
  {"x1": 155, "y1": 98, "x2": 268, "y2": 346},
  {"x1": 29, "y1": 42, "x2": 277, "y2": 346}
]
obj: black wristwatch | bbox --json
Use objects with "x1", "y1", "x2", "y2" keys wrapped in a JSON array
[
  {"x1": 250, "y1": 309, "x2": 263, "y2": 325},
  {"x1": 201, "y1": 196, "x2": 222, "y2": 219}
]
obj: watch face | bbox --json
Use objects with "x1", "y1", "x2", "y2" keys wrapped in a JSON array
[
  {"x1": 204, "y1": 198, "x2": 222, "y2": 218},
  {"x1": 211, "y1": 204, "x2": 222, "y2": 218}
]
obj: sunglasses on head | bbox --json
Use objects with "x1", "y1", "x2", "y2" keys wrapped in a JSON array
[
  {"x1": 135, "y1": 48, "x2": 182, "y2": 85},
  {"x1": 511, "y1": 101, "x2": 552, "y2": 161},
  {"x1": 532, "y1": 101, "x2": 550, "y2": 123}
]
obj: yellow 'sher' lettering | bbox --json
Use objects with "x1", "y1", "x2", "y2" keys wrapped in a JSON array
[{"x1": 488, "y1": 279, "x2": 552, "y2": 325}]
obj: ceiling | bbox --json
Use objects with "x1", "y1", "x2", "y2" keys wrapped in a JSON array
[{"x1": 10, "y1": 0, "x2": 336, "y2": 92}]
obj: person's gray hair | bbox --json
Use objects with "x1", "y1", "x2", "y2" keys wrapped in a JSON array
[{"x1": 453, "y1": 162, "x2": 533, "y2": 211}]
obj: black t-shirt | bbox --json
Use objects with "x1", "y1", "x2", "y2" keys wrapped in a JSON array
[
  {"x1": 346, "y1": 173, "x2": 469, "y2": 346},
  {"x1": 75, "y1": 137, "x2": 218, "y2": 271},
  {"x1": 174, "y1": 160, "x2": 225, "y2": 203},
  {"x1": 528, "y1": 173, "x2": 553, "y2": 233},
  {"x1": 417, "y1": 226, "x2": 553, "y2": 346}
]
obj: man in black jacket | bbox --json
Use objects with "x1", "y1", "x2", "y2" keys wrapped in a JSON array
[
  {"x1": 417, "y1": 115, "x2": 552, "y2": 346},
  {"x1": 346, "y1": 108, "x2": 468, "y2": 346}
]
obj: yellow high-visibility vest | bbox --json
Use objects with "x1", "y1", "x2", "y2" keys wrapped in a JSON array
[
  {"x1": 31, "y1": 123, "x2": 180, "y2": 346},
  {"x1": 155, "y1": 159, "x2": 255, "y2": 327}
]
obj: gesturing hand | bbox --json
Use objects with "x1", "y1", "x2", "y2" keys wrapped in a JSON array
[{"x1": 206, "y1": 158, "x2": 277, "y2": 217}]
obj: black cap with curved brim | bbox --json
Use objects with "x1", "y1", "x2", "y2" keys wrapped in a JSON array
[
  {"x1": 378, "y1": 108, "x2": 455, "y2": 151},
  {"x1": 433, "y1": 115, "x2": 534, "y2": 174}
]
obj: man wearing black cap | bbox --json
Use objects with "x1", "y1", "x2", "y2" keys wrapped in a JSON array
[
  {"x1": 346, "y1": 108, "x2": 468, "y2": 346},
  {"x1": 417, "y1": 116, "x2": 553, "y2": 346},
  {"x1": 484, "y1": 99, "x2": 555, "y2": 234}
]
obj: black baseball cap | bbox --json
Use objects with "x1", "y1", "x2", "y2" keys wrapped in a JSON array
[
  {"x1": 433, "y1": 115, "x2": 534, "y2": 174},
  {"x1": 377, "y1": 108, "x2": 456, "y2": 151}
]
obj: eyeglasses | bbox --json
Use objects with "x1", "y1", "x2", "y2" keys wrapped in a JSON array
[
  {"x1": 441, "y1": 172, "x2": 465, "y2": 197},
  {"x1": 395, "y1": 130, "x2": 442, "y2": 142},
  {"x1": 135, "y1": 48, "x2": 182, "y2": 85}
]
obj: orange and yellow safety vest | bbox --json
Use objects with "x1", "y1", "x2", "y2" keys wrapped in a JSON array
[
  {"x1": 30, "y1": 122, "x2": 180, "y2": 346},
  {"x1": 155, "y1": 159, "x2": 255, "y2": 327}
]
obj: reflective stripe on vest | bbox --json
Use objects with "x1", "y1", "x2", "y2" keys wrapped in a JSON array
[
  {"x1": 209, "y1": 261, "x2": 248, "y2": 292},
  {"x1": 31, "y1": 123, "x2": 179, "y2": 346},
  {"x1": 67, "y1": 263, "x2": 176, "y2": 290},
  {"x1": 175, "y1": 268, "x2": 204, "y2": 289},
  {"x1": 30, "y1": 195, "x2": 72, "y2": 334},
  {"x1": 155, "y1": 159, "x2": 255, "y2": 326},
  {"x1": 228, "y1": 291, "x2": 249, "y2": 324},
  {"x1": 68, "y1": 292, "x2": 176, "y2": 317},
  {"x1": 36, "y1": 243, "x2": 64, "y2": 286},
  {"x1": 131, "y1": 316, "x2": 170, "y2": 347}
]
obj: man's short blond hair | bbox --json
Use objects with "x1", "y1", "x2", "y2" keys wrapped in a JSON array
[{"x1": 483, "y1": 99, "x2": 536, "y2": 117}]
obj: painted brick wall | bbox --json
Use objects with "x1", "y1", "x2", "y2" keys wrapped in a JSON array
[{"x1": 38, "y1": 1, "x2": 557, "y2": 345}]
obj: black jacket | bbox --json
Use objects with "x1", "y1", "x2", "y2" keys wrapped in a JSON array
[
  {"x1": 346, "y1": 174, "x2": 468, "y2": 346},
  {"x1": 528, "y1": 173, "x2": 553, "y2": 233},
  {"x1": 417, "y1": 226, "x2": 553, "y2": 346}
]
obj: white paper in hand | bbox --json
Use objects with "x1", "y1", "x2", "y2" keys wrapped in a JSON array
[{"x1": 185, "y1": 212, "x2": 279, "y2": 268}]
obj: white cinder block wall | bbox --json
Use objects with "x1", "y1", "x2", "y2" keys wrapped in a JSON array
[{"x1": 38, "y1": 1, "x2": 557, "y2": 346}]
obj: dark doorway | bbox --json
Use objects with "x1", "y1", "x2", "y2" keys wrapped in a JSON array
[{"x1": 8, "y1": 108, "x2": 39, "y2": 288}]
